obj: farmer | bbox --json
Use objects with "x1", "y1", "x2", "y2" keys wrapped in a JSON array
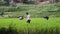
[
  {"x1": 26, "y1": 12, "x2": 31, "y2": 23},
  {"x1": 44, "y1": 16, "x2": 49, "y2": 20},
  {"x1": 19, "y1": 16, "x2": 24, "y2": 20}
]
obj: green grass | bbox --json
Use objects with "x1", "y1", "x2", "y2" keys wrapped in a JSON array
[{"x1": 0, "y1": 18, "x2": 60, "y2": 34}]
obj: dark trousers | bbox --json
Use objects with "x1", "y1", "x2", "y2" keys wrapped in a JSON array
[{"x1": 27, "y1": 20, "x2": 31, "y2": 23}]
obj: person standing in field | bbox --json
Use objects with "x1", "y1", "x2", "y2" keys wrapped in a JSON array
[{"x1": 26, "y1": 12, "x2": 31, "y2": 23}]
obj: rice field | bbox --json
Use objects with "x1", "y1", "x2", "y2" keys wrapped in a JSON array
[{"x1": 0, "y1": 18, "x2": 60, "y2": 34}]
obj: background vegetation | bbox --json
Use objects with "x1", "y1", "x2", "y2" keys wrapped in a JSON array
[{"x1": 0, "y1": 2, "x2": 60, "y2": 18}]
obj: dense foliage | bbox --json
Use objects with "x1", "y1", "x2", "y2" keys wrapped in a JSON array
[{"x1": 0, "y1": 3, "x2": 60, "y2": 18}]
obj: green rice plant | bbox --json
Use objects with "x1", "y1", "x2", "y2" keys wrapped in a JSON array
[{"x1": 0, "y1": 18, "x2": 60, "y2": 34}]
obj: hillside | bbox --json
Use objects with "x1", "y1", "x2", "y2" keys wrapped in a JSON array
[{"x1": 0, "y1": 2, "x2": 60, "y2": 18}]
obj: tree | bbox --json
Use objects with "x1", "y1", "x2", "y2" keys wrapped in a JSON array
[
  {"x1": 22, "y1": 0, "x2": 28, "y2": 3},
  {"x1": 4, "y1": 0, "x2": 10, "y2": 5},
  {"x1": 0, "y1": 11, "x2": 4, "y2": 16}
]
